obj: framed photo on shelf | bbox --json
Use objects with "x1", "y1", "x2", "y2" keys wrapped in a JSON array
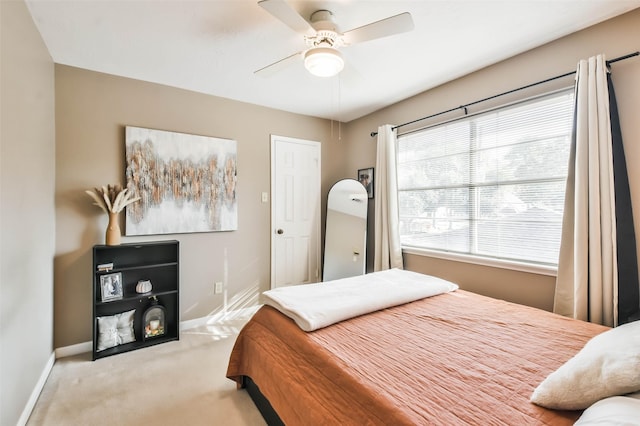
[
  {"x1": 358, "y1": 167, "x2": 374, "y2": 199},
  {"x1": 100, "y1": 272, "x2": 123, "y2": 302}
]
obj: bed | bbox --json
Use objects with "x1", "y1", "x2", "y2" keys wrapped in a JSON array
[{"x1": 226, "y1": 269, "x2": 620, "y2": 425}]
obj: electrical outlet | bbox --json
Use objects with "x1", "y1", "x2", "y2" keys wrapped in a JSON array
[{"x1": 214, "y1": 281, "x2": 223, "y2": 294}]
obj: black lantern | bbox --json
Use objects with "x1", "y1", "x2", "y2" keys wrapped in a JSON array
[{"x1": 143, "y1": 296, "x2": 166, "y2": 340}]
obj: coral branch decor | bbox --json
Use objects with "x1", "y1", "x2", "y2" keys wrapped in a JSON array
[
  {"x1": 124, "y1": 126, "x2": 237, "y2": 235},
  {"x1": 86, "y1": 184, "x2": 140, "y2": 245}
]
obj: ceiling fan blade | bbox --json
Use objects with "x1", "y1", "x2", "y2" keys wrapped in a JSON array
[
  {"x1": 258, "y1": 0, "x2": 314, "y2": 35},
  {"x1": 254, "y1": 51, "x2": 304, "y2": 77},
  {"x1": 342, "y1": 12, "x2": 414, "y2": 45}
]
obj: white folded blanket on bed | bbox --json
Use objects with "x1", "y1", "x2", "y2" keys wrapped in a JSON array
[{"x1": 262, "y1": 268, "x2": 458, "y2": 331}]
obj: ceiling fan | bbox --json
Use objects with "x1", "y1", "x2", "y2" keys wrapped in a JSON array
[{"x1": 256, "y1": 0, "x2": 414, "y2": 78}]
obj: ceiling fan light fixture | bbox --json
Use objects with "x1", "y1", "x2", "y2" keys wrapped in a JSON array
[{"x1": 304, "y1": 47, "x2": 344, "y2": 77}]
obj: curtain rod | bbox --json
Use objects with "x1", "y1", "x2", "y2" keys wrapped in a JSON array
[{"x1": 370, "y1": 51, "x2": 639, "y2": 138}]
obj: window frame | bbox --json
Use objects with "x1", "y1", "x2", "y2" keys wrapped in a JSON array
[{"x1": 396, "y1": 87, "x2": 575, "y2": 274}]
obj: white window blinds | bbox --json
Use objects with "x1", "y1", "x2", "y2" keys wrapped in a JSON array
[{"x1": 397, "y1": 89, "x2": 574, "y2": 266}]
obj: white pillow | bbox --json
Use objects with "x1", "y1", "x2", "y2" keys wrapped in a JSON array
[
  {"x1": 97, "y1": 309, "x2": 136, "y2": 351},
  {"x1": 575, "y1": 396, "x2": 640, "y2": 425},
  {"x1": 531, "y1": 320, "x2": 640, "y2": 410}
]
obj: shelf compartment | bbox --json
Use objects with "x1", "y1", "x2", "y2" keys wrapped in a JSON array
[
  {"x1": 96, "y1": 261, "x2": 178, "y2": 274},
  {"x1": 93, "y1": 240, "x2": 179, "y2": 271}
]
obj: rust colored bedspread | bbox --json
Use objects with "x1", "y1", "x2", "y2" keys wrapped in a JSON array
[{"x1": 226, "y1": 290, "x2": 609, "y2": 425}]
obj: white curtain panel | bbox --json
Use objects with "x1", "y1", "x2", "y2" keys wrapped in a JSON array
[
  {"x1": 374, "y1": 124, "x2": 404, "y2": 271},
  {"x1": 554, "y1": 54, "x2": 618, "y2": 327}
]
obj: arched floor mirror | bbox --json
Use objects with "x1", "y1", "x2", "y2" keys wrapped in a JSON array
[{"x1": 323, "y1": 179, "x2": 368, "y2": 282}]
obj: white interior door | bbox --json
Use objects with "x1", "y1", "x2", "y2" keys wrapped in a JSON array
[{"x1": 271, "y1": 135, "x2": 321, "y2": 289}]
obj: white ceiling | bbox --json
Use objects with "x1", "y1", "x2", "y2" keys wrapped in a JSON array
[{"x1": 26, "y1": 0, "x2": 640, "y2": 122}]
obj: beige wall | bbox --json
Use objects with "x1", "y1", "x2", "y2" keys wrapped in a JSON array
[
  {"x1": 0, "y1": 1, "x2": 56, "y2": 424},
  {"x1": 54, "y1": 65, "x2": 345, "y2": 347},
  {"x1": 344, "y1": 8, "x2": 640, "y2": 311}
]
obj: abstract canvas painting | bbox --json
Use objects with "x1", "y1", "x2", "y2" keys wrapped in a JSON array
[{"x1": 125, "y1": 126, "x2": 237, "y2": 235}]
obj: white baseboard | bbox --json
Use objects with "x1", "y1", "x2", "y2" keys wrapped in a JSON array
[
  {"x1": 179, "y1": 305, "x2": 261, "y2": 331},
  {"x1": 179, "y1": 316, "x2": 210, "y2": 331},
  {"x1": 55, "y1": 341, "x2": 93, "y2": 359},
  {"x1": 17, "y1": 352, "x2": 55, "y2": 426}
]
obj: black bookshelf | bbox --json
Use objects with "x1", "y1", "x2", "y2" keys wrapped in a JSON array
[{"x1": 92, "y1": 240, "x2": 179, "y2": 360}]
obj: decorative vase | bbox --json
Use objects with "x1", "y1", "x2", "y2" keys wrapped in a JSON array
[
  {"x1": 136, "y1": 280, "x2": 153, "y2": 294},
  {"x1": 105, "y1": 212, "x2": 121, "y2": 246}
]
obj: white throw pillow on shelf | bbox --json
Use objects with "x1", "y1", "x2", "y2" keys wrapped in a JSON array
[{"x1": 97, "y1": 309, "x2": 136, "y2": 351}]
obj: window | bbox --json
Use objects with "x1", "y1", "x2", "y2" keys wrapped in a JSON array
[{"x1": 397, "y1": 89, "x2": 574, "y2": 267}]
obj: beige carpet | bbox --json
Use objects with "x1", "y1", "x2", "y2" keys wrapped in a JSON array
[{"x1": 27, "y1": 316, "x2": 266, "y2": 426}]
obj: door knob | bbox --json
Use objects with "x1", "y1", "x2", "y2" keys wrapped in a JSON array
[{"x1": 277, "y1": 229, "x2": 284, "y2": 234}]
